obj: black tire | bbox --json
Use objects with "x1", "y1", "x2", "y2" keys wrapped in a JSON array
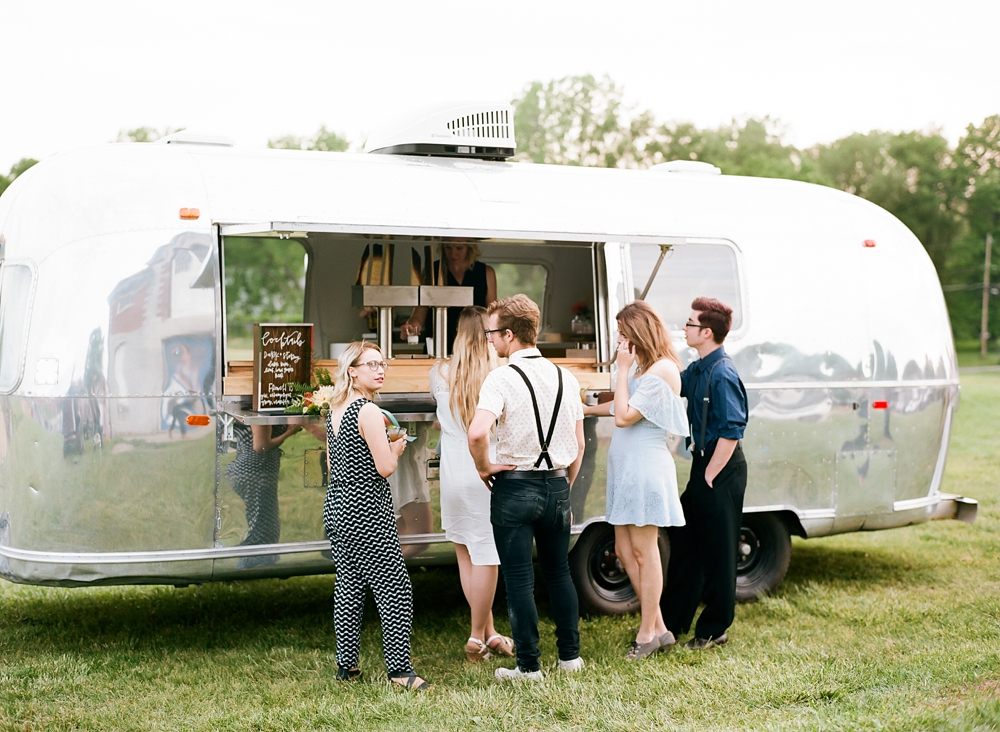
[
  {"x1": 735, "y1": 513, "x2": 791, "y2": 602},
  {"x1": 569, "y1": 522, "x2": 670, "y2": 616}
]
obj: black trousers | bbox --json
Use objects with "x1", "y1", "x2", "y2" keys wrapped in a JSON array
[{"x1": 661, "y1": 443, "x2": 747, "y2": 640}]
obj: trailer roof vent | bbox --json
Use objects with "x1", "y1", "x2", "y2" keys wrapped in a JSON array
[
  {"x1": 156, "y1": 132, "x2": 235, "y2": 147},
  {"x1": 365, "y1": 101, "x2": 516, "y2": 161},
  {"x1": 650, "y1": 160, "x2": 721, "y2": 175}
]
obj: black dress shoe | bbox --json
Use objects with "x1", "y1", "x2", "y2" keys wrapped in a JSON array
[{"x1": 684, "y1": 633, "x2": 728, "y2": 650}]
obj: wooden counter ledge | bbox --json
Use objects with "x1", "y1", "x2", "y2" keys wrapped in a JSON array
[{"x1": 223, "y1": 357, "x2": 609, "y2": 396}]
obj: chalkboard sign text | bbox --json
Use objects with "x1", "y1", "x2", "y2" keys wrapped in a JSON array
[{"x1": 253, "y1": 323, "x2": 314, "y2": 411}]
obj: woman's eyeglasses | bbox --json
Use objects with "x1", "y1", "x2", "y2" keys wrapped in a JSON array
[{"x1": 353, "y1": 360, "x2": 389, "y2": 372}]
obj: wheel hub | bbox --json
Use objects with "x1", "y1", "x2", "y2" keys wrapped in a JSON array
[
  {"x1": 737, "y1": 526, "x2": 761, "y2": 573},
  {"x1": 588, "y1": 535, "x2": 636, "y2": 603}
]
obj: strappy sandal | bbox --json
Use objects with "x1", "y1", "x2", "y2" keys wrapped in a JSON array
[
  {"x1": 388, "y1": 670, "x2": 430, "y2": 690},
  {"x1": 336, "y1": 666, "x2": 362, "y2": 681},
  {"x1": 486, "y1": 634, "x2": 515, "y2": 657},
  {"x1": 465, "y1": 637, "x2": 492, "y2": 662}
]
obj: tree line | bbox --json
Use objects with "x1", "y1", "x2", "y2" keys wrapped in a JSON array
[
  {"x1": 509, "y1": 76, "x2": 999, "y2": 346},
  {"x1": 2, "y1": 76, "x2": 996, "y2": 345}
]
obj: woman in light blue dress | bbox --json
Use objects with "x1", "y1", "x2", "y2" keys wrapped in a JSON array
[{"x1": 584, "y1": 301, "x2": 688, "y2": 660}]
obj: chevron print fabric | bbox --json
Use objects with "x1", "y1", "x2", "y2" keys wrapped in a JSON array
[{"x1": 324, "y1": 398, "x2": 414, "y2": 677}]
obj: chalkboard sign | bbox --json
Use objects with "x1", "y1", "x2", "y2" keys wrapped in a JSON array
[{"x1": 253, "y1": 323, "x2": 314, "y2": 411}]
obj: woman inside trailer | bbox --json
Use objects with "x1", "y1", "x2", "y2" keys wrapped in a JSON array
[{"x1": 401, "y1": 239, "x2": 498, "y2": 353}]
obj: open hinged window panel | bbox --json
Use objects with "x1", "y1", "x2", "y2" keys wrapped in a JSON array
[{"x1": 219, "y1": 226, "x2": 607, "y2": 397}]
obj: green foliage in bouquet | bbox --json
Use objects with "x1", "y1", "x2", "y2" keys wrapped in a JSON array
[{"x1": 283, "y1": 368, "x2": 335, "y2": 415}]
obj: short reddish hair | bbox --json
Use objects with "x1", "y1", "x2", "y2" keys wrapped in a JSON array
[
  {"x1": 691, "y1": 297, "x2": 733, "y2": 344},
  {"x1": 487, "y1": 294, "x2": 540, "y2": 346}
]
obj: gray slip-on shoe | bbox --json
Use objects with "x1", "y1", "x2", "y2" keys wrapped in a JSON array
[
  {"x1": 625, "y1": 635, "x2": 662, "y2": 661},
  {"x1": 657, "y1": 631, "x2": 677, "y2": 654}
]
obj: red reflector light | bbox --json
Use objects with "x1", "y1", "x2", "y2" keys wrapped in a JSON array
[
  {"x1": 179, "y1": 207, "x2": 201, "y2": 220},
  {"x1": 872, "y1": 401, "x2": 888, "y2": 410},
  {"x1": 186, "y1": 415, "x2": 211, "y2": 426},
  {"x1": 863, "y1": 239, "x2": 876, "y2": 248}
]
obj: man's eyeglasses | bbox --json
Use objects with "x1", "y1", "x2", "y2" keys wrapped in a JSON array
[
  {"x1": 684, "y1": 321, "x2": 708, "y2": 330},
  {"x1": 484, "y1": 328, "x2": 506, "y2": 337},
  {"x1": 353, "y1": 360, "x2": 389, "y2": 372}
]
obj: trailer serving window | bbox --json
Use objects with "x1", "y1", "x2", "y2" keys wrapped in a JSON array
[
  {"x1": 223, "y1": 236, "x2": 308, "y2": 361},
  {"x1": 0, "y1": 261, "x2": 36, "y2": 392},
  {"x1": 628, "y1": 242, "x2": 743, "y2": 332}
]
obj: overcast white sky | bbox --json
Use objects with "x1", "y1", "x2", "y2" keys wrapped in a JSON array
[{"x1": 2, "y1": 0, "x2": 998, "y2": 172}]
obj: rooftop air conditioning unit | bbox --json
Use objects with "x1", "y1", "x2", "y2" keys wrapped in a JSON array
[{"x1": 364, "y1": 101, "x2": 516, "y2": 161}]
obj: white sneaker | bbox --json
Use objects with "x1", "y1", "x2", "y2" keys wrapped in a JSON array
[
  {"x1": 494, "y1": 666, "x2": 543, "y2": 682},
  {"x1": 557, "y1": 657, "x2": 585, "y2": 673}
]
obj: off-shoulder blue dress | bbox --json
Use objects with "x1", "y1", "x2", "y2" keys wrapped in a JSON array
[{"x1": 607, "y1": 369, "x2": 690, "y2": 527}]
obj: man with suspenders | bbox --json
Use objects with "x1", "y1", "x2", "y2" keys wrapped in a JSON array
[
  {"x1": 662, "y1": 297, "x2": 748, "y2": 649},
  {"x1": 468, "y1": 294, "x2": 587, "y2": 682}
]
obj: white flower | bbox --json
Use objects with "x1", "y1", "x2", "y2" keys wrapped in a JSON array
[{"x1": 312, "y1": 384, "x2": 337, "y2": 409}]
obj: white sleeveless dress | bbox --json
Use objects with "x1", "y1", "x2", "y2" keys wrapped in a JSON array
[{"x1": 429, "y1": 363, "x2": 500, "y2": 566}]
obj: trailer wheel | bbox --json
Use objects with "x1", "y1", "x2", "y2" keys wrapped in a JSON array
[
  {"x1": 569, "y1": 523, "x2": 669, "y2": 616},
  {"x1": 736, "y1": 513, "x2": 791, "y2": 602}
]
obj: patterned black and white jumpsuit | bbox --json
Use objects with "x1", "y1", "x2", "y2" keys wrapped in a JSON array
[
  {"x1": 226, "y1": 422, "x2": 285, "y2": 561},
  {"x1": 324, "y1": 397, "x2": 414, "y2": 677}
]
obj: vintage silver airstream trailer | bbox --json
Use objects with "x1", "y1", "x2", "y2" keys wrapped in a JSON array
[{"x1": 0, "y1": 112, "x2": 976, "y2": 614}]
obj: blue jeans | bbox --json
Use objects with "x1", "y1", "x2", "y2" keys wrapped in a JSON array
[{"x1": 491, "y1": 473, "x2": 580, "y2": 672}]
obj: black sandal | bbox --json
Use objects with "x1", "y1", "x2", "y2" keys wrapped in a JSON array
[
  {"x1": 336, "y1": 666, "x2": 362, "y2": 681},
  {"x1": 388, "y1": 670, "x2": 430, "y2": 690}
]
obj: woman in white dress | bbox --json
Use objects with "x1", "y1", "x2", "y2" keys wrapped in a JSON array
[
  {"x1": 583, "y1": 301, "x2": 688, "y2": 661},
  {"x1": 429, "y1": 307, "x2": 515, "y2": 662}
]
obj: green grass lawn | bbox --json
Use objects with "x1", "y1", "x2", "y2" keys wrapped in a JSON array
[
  {"x1": 955, "y1": 341, "x2": 1000, "y2": 368},
  {"x1": 2, "y1": 373, "x2": 999, "y2": 730}
]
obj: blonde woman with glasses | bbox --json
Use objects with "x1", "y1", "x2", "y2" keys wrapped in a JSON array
[
  {"x1": 428, "y1": 307, "x2": 515, "y2": 662},
  {"x1": 323, "y1": 342, "x2": 429, "y2": 690}
]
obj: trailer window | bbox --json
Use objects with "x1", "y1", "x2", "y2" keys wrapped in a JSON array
[
  {"x1": 223, "y1": 237, "x2": 308, "y2": 361},
  {"x1": 0, "y1": 262, "x2": 35, "y2": 392},
  {"x1": 492, "y1": 262, "x2": 548, "y2": 321},
  {"x1": 629, "y1": 243, "x2": 742, "y2": 331}
]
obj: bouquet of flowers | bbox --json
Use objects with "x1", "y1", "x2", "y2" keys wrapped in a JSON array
[
  {"x1": 572, "y1": 300, "x2": 591, "y2": 318},
  {"x1": 283, "y1": 367, "x2": 335, "y2": 416}
]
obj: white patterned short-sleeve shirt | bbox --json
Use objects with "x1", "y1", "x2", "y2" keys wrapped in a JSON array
[{"x1": 477, "y1": 348, "x2": 584, "y2": 470}]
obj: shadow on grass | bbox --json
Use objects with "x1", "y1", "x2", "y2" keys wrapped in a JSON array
[
  {"x1": 778, "y1": 536, "x2": 941, "y2": 596},
  {"x1": 0, "y1": 566, "x2": 478, "y2": 657}
]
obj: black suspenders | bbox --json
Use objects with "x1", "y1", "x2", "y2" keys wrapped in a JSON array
[
  {"x1": 698, "y1": 356, "x2": 731, "y2": 457},
  {"x1": 508, "y1": 357, "x2": 564, "y2": 470}
]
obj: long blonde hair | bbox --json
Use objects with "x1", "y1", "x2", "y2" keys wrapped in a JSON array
[
  {"x1": 617, "y1": 301, "x2": 680, "y2": 371},
  {"x1": 436, "y1": 239, "x2": 481, "y2": 283},
  {"x1": 447, "y1": 307, "x2": 497, "y2": 431},
  {"x1": 331, "y1": 341, "x2": 382, "y2": 405}
]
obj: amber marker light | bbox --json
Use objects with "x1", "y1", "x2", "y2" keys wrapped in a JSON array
[
  {"x1": 186, "y1": 415, "x2": 211, "y2": 426},
  {"x1": 179, "y1": 207, "x2": 201, "y2": 220}
]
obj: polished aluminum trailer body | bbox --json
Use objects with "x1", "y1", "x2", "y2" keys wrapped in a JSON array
[{"x1": 0, "y1": 142, "x2": 973, "y2": 590}]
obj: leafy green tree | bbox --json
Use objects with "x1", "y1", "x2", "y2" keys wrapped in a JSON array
[
  {"x1": 0, "y1": 158, "x2": 39, "y2": 197},
  {"x1": 224, "y1": 237, "x2": 308, "y2": 339},
  {"x1": 512, "y1": 74, "x2": 658, "y2": 168},
  {"x1": 696, "y1": 118, "x2": 824, "y2": 183},
  {"x1": 268, "y1": 126, "x2": 349, "y2": 152},
  {"x1": 942, "y1": 116, "x2": 1000, "y2": 342}
]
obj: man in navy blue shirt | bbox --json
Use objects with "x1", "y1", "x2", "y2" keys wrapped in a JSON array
[{"x1": 661, "y1": 297, "x2": 748, "y2": 649}]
